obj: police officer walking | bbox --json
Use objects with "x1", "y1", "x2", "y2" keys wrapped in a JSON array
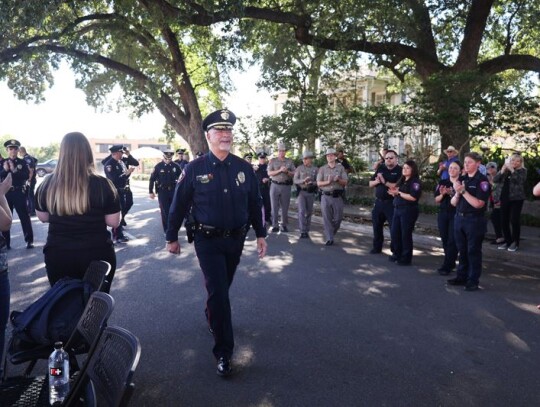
[
  {"x1": 368, "y1": 150, "x2": 401, "y2": 254},
  {"x1": 267, "y1": 143, "x2": 295, "y2": 232},
  {"x1": 102, "y1": 146, "x2": 139, "y2": 226},
  {"x1": 448, "y1": 152, "x2": 491, "y2": 291},
  {"x1": 18, "y1": 146, "x2": 37, "y2": 216},
  {"x1": 174, "y1": 149, "x2": 189, "y2": 170},
  {"x1": 254, "y1": 152, "x2": 272, "y2": 226},
  {"x1": 149, "y1": 149, "x2": 181, "y2": 232},
  {"x1": 104, "y1": 145, "x2": 131, "y2": 243},
  {"x1": 294, "y1": 151, "x2": 318, "y2": 238},
  {"x1": 317, "y1": 148, "x2": 348, "y2": 246},
  {"x1": 0, "y1": 140, "x2": 34, "y2": 249},
  {"x1": 166, "y1": 109, "x2": 267, "y2": 377}
]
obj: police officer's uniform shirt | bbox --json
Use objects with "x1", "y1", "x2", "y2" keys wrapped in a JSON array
[
  {"x1": 175, "y1": 159, "x2": 189, "y2": 171},
  {"x1": 456, "y1": 171, "x2": 491, "y2": 214},
  {"x1": 371, "y1": 164, "x2": 402, "y2": 200},
  {"x1": 394, "y1": 177, "x2": 422, "y2": 206},
  {"x1": 166, "y1": 152, "x2": 267, "y2": 242},
  {"x1": 35, "y1": 175, "x2": 120, "y2": 250},
  {"x1": 0, "y1": 157, "x2": 30, "y2": 186},
  {"x1": 294, "y1": 164, "x2": 319, "y2": 188},
  {"x1": 105, "y1": 159, "x2": 128, "y2": 189},
  {"x1": 23, "y1": 154, "x2": 37, "y2": 181},
  {"x1": 254, "y1": 163, "x2": 269, "y2": 186},
  {"x1": 267, "y1": 157, "x2": 295, "y2": 183},
  {"x1": 149, "y1": 161, "x2": 181, "y2": 193},
  {"x1": 317, "y1": 163, "x2": 348, "y2": 192},
  {"x1": 434, "y1": 179, "x2": 455, "y2": 213}
]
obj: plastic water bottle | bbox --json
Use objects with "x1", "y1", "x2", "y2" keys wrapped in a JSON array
[{"x1": 48, "y1": 341, "x2": 70, "y2": 405}]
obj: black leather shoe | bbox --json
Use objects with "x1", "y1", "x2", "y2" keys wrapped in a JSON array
[
  {"x1": 26, "y1": 242, "x2": 34, "y2": 249},
  {"x1": 281, "y1": 226, "x2": 288, "y2": 233},
  {"x1": 388, "y1": 255, "x2": 398, "y2": 262},
  {"x1": 464, "y1": 283, "x2": 479, "y2": 292},
  {"x1": 216, "y1": 357, "x2": 232, "y2": 377},
  {"x1": 369, "y1": 249, "x2": 381, "y2": 254},
  {"x1": 121, "y1": 219, "x2": 127, "y2": 227},
  {"x1": 300, "y1": 232, "x2": 308, "y2": 238},
  {"x1": 397, "y1": 260, "x2": 411, "y2": 266},
  {"x1": 447, "y1": 278, "x2": 467, "y2": 286},
  {"x1": 271, "y1": 227, "x2": 279, "y2": 232},
  {"x1": 438, "y1": 268, "x2": 452, "y2": 276},
  {"x1": 325, "y1": 240, "x2": 334, "y2": 246}
]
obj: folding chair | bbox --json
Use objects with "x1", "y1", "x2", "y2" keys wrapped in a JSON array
[
  {"x1": 3, "y1": 292, "x2": 114, "y2": 380},
  {"x1": 66, "y1": 326, "x2": 142, "y2": 407}
]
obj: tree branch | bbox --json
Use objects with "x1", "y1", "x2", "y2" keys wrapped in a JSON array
[
  {"x1": 479, "y1": 54, "x2": 540, "y2": 75},
  {"x1": 454, "y1": 0, "x2": 495, "y2": 69}
]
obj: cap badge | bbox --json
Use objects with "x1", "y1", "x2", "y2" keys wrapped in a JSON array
[{"x1": 220, "y1": 111, "x2": 230, "y2": 120}]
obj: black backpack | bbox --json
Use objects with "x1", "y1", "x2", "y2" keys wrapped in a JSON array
[{"x1": 10, "y1": 277, "x2": 94, "y2": 346}]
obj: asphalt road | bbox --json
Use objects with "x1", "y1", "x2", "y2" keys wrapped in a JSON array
[{"x1": 6, "y1": 181, "x2": 540, "y2": 406}]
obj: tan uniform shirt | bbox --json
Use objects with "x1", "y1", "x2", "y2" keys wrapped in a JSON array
[
  {"x1": 317, "y1": 163, "x2": 348, "y2": 192},
  {"x1": 268, "y1": 157, "x2": 295, "y2": 183},
  {"x1": 294, "y1": 164, "x2": 319, "y2": 188}
]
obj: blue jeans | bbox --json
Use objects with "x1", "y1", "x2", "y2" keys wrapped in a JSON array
[{"x1": 0, "y1": 269, "x2": 9, "y2": 375}]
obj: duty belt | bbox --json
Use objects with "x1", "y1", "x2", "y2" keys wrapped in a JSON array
[
  {"x1": 272, "y1": 180, "x2": 293, "y2": 186},
  {"x1": 195, "y1": 223, "x2": 249, "y2": 238},
  {"x1": 9, "y1": 186, "x2": 26, "y2": 191},
  {"x1": 159, "y1": 186, "x2": 175, "y2": 191},
  {"x1": 322, "y1": 190, "x2": 344, "y2": 197},
  {"x1": 457, "y1": 212, "x2": 482, "y2": 217}
]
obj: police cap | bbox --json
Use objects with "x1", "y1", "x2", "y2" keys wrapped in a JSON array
[
  {"x1": 196, "y1": 151, "x2": 204, "y2": 157},
  {"x1": 325, "y1": 148, "x2": 337, "y2": 155},
  {"x1": 109, "y1": 144, "x2": 124, "y2": 153},
  {"x1": 302, "y1": 150, "x2": 314, "y2": 159},
  {"x1": 243, "y1": 153, "x2": 253, "y2": 160},
  {"x1": 176, "y1": 148, "x2": 185, "y2": 154},
  {"x1": 4, "y1": 139, "x2": 21, "y2": 149},
  {"x1": 163, "y1": 149, "x2": 174, "y2": 157},
  {"x1": 202, "y1": 109, "x2": 236, "y2": 132},
  {"x1": 257, "y1": 152, "x2": 267, "y2": 159}
]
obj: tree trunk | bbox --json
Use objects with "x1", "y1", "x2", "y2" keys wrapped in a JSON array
[{"x1": 423, "y1": 76, "x2": 474, "y2": 159}]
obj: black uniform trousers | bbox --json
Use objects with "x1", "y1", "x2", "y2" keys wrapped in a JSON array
[
  {"x1": 437, "y1": 209, "x2": 458, "y2": 271},
  {"x1": 157, "y1": 189, "x2": 175, "y2": 232},
  {"x1": 123, "y1": 186, "x2": 134, "y2": 217},
  {"x1": 194, "y1": 232, "x2": 246, "y2": 360},
  {"x1": 114, "y1": 188, "x2": 127, "y2": 239},
  {"x1": 391, "y1": 205, "x2": 419, "y2": 264},
  {"x1": 26, "y1": 180, "x2": 37, "y2": 215},
  {"x1": 260, "y1": 186, "x2": 271, "y2": 224},
  {"x1": 2, "y1": 188, "x2": 33, "y2": 247},
  {"x1": 371, "y1": 198, "x2": 394, "y2": 252}
]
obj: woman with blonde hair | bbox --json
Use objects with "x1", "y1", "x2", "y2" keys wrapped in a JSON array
[
  {"x1": 493, "y1": 153, "x2": 527, "y2": 252},
  {"x1": 35, "y1": 132, "x2": 121, "y2": 290}
]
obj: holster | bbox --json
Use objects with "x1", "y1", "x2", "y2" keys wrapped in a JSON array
[{"x1": 184, "y1": 214, "x2": 196, "y2": 244}]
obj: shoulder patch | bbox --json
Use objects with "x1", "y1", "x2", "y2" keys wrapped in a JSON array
[
  {"x1": 480, "y1": 181, "x2": 490, "y2": 192},
  {"x1": 178, "y1": 170, "x2": 185, "y2": 183},
  {"x1": 106, "y1": 165, "x2": 112, "y2": 172},
  {"x1": 412, "y1": 182, "x2": 421, "y2": 191}
]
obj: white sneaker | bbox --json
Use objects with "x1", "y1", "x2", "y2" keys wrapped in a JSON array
[
  {"x1": 498, "y1": 243, "x2": 509, "y2": 250},
  {"x1": 507, "y1": 242, "x2": 518, "y2": 252}
]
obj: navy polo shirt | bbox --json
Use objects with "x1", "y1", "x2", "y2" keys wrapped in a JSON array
[
  {"x1": 166, "y1": 151, "x2": 266, "y2": 242},
  {"x1": 371, "y1": 164, "x2": 402, "y2": 200},
  {"x1": 456, "y1": 171, "x2": 491, "y2": 215},
  {"x1": 434, "y1": 179, "x2": 455, "y2": 213},
  {"x1": 394, "y1": 177, "x2": 422, "y2": 207}
]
